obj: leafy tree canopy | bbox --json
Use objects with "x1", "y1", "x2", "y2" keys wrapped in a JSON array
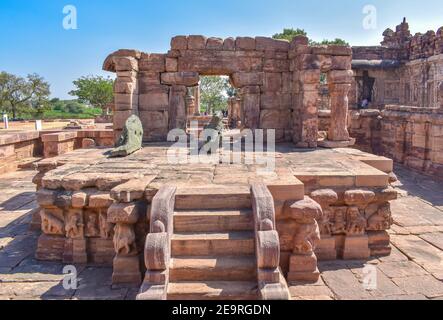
[
  {"x1": 69, "y1": 75, "x2": 114, "y2": 115},
  {"x1": 272, "y1": 28, "x2": 349, "y2": 46},
  {"x1": 272, "y1": 28, "x2": 307, "y2": 42},
  {"x1": 0, "y1": 71, "x2": 51, "y2": 119},
  {"x1": 200, "y1": 76, "x2": 235, "y2": 114}
]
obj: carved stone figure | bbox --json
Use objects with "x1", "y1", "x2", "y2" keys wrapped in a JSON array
[
  {"x1": 367, "y1": 203, "x2": 393, "y2": 231},
  {"x1": 99, "y1": 212, "x2": 114, "y2": 239},
  {"x1": 346, "y1": 207, "x2": 367, "y2": 235},
  {"x1": 41, "y1": 210, "x2": 64, "y2": 235},
  {"x1": 292, "y1": 221, "x2": 320, "y2": 255},
  {"x1": 109, "y1": 115, "x2": 143, "y2": 157},
  {"x1": 85, "y1": 213, "x2": 100, "y2": 237},
  {"x1": 318, "y1": 209, "x2": 333, "y2": 236},
  {"x1": 331, "y1": 207, "x2": 347, "y2": 234},
  {"x1": 113, "y1": 224, "x2": 136, "y2": 256},
  {"x1": 65, "y1": 212, "x2": 84, "y2": 239}
]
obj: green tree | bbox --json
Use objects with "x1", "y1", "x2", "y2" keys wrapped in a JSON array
[
  {"x1": 273, "y1": 28, "x2": 348, "y2": 46},
  {"x1": 69, "y1": 75, "x2": 114, "y2": 115},
  {"x1": 200, "y1": 76, "x2": 232, "y2": 114},
  {"x1": 0, "y1": 72, "x2": 50, "y2": 119},
  {"x1": 272, "y1": 28, "x2": 307, "y2": 42},
  {"x1": 311, "y1": 38, "x2": 349, "y2": 46}
]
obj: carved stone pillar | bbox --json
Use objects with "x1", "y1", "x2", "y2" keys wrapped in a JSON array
[
  {"x1": 283, "y1": 196, "x2": 323, "y2": 282},
  {"x1": 108, "y1": 202, "x2": 141, "y2": 284},
  {"x1": 310, "y1": 189, "x2": 338, "y2": 260},
  {"x1": 327, "y1": 72, "x2": 352, "y2": 142},
  {"x1": 111, "y1": 54, "x2": 140, "y2": 143},
  {"x1": 438, "y1": 82, "x2": 443, "y2": 109}
]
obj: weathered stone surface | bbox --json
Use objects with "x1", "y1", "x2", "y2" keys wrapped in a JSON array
[
  {"x1": 107, "y1": 203, "x2": 139, "y2": 224},
  {"x1": 235, "y1": 37, "x2": 256, "y2": 50},
  {"x1": 171, "y1": 36, "x2": 188, "y2": 50},
  {"x1": 187, "y1": 35, "x2": 207, "y2": 50},
  {"x1": 231, "y1": 72, "x2": 263, "y2": 87},
  {"x1": 206, "y1": 37, "x2": 223, "y2": 50},
  {"x1": 109, "y1": 115, "x2": 143, "y2": 157},
  {"x1": 161, "y1": 72, "x2": 199, "y2": 86},
  {"x1": 139, "y1": 53, "x2": 166, "y2": 72},
  {"x1": 255, "y1": 37, "x2": 290, "y2": 51}
]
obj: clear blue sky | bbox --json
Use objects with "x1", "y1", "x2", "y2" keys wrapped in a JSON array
[{"x1": 1, "y1": 0, "x2": 442, "y2": 99}]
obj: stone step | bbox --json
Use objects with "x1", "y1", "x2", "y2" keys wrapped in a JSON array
[
  {"x1": 167, "y1": 281, "x2": 258, "y2": 300},
  {"x1": 171, "y1": 231, "x2": 255, "y2": 256},
  {"x1": 175, "y1": 186, "x2": 251, "y2": 210},
  {"x1": 170, "y1": 256, "x2": 256, "y2": 281},
  {"x1": 174, "y1": 209, "x2": 254, "y2": 232}
]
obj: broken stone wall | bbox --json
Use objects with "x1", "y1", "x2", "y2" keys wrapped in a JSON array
[{"x1": 104, "y1": 36, "x2": 353, "y2": 147}]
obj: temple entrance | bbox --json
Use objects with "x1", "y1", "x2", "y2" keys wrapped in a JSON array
[{"x1": 360, "y1": 71, "x2": 375, "y2": 107}]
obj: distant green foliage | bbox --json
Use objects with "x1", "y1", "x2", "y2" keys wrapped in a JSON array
[
  {"x1": 311, "y1": 38, "x2": 349, "y2": 46},
  {"x1": 69, "y1": 75, "x2": 114, "y2": 115},
  {"x1": 272, "y1": 28, "x2": 348, "y2": 46},
  {"x1": 200, "y1": 76, "x2": 234, "y2": 114},
  {"x1": 20, "y1": 99, "x2": 101, "y2": 120},
  {"x1": 272, "y1": 28, "x2": 307, "y2": 42},
  {"x1": 0, "y1": 71, "x2": 51, "y2": 119}
]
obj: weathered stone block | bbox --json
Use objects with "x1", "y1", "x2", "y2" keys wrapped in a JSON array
[
  {"x1": 139, "y1": 111, "x2": 169, "y2": 129},
  {"x1": 165, "y1": 57, "x2": 178, "y2": 72},
  {"x1": 113, "y1": 56, "x2": 138, "y2": 72},
  {"x1": 327, "y1": 70, "x2": 354, "y2": 84},
  {"x1": 255, "y1": 37, "x2": 290, "y2": 51},
  {"x1": 171, "y1": 36, "x2": 188, "y2": 50},
  {"x1": 139, "y1": 53, "x2": 166, "y2": 72},
  {"x1": 231, "y1": 72, "x2": 263, "y2": 87},
  {"x1": 206, "y1": 37, "x2": 223, "y2": 50},
  {"x1": 107, "y1": 202, "x2": 139, "y2": 224},
  {"x1": 264, "y1": 59, "x2": 289, "y2": 72},
  {"x1": 235, "y1": 37, "x2": 256, "y2": 50},
  {"x1": 161, "y1": 72, "x2": 199, "y2": 86},
  {"x1": 263, "y1": 72, "x2": 282, "y2": 92},
  {"x1": 188, "y1": 35, "x2": 207, "y2": 50},
  {"x1": 139, "y1": 93, "x2": 169, "y2": 111},
  {"x1": 223, "y1": 37, "x2": 235, "y2": 51},
  {"x1": 139, "y1": 72, "x2": 161, "y2": 86}
]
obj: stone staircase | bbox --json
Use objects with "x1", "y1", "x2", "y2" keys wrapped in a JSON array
[
  {"x1": 169, "y1": 189, "x2": 257, "y2": 300},
  {"x1": 137, "y1": 185, "x2": 290, "y2": 300}
]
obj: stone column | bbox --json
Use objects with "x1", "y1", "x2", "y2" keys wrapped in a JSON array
[
  {"x1": 439, "y1": 82, "x2": 443, "y2": 109},
  {"x1": 108, "y1": 202, "x2": 141, "y2": 284},
  {"x1": 290, "y1": 36, "x2": 320, "y2": 148},
  {"x1": 240, "y1": 86, "x2": 260, "y2": 130},
  {"x1": 327, "y1": 70, "x2": 354, "y2": 142},
  {"x1": 185, "y1": 89, "x2": 197, "y2": 116},
  {"x1": 169, "y1": 85, "x2": 187, "y2": 130},
  {"x1": 112, "y1": 54, "x2": 140, "y2": 143}
]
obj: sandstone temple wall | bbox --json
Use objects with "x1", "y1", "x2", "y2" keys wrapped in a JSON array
[
  {"x1": 103, "y1": 36, "x2": 353, "y2": 147},
  {"x1": 346, "y1": 106, "x2": 443, "y2": 178},
  {"x1": 350, "y1": 20, "x2": 443, "y2": 110}
]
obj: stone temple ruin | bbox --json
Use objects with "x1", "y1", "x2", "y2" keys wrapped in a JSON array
[{"x1": 32, "y1": 19, "x2": 442, "y2": 300}]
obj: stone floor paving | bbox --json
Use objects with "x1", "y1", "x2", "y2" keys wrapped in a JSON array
[{"x1": 0, "y1": 165, "x2": 443, "y2": 300}]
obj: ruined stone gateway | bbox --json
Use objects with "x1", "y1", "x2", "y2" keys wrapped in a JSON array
[{"x1": 33, "y1": 19, "x2": 443, "y2": 300}]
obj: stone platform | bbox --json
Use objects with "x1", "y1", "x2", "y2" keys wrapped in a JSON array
[{"x1": 31, "y1": 143, "x2": 397, "y2": 299}]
